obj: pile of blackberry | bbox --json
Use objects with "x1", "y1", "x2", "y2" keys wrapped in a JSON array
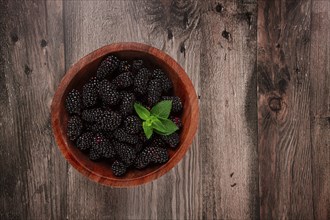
[{"x1": 65, "y1": 55, "x2": 183, "y2": 176}]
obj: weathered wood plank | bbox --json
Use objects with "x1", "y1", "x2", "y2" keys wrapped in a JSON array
[
  {"x1": 64, "y1": 0, "x2": 201, "y2": 219},
  {"x1": 257, "y1": 0, "x2": 314, "y2": 219},
  {"x1": 0, "y1": 0, "x2": 66, "y2": 219},
  {"x1": 310, "y1": 1, "x2": 330, "y2": 219},
  {"x1": 200, "y1": 1, "x2": 259, "y2": 219}
]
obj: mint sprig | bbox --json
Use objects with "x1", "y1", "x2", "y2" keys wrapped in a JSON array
[{"x1": 134, "y1": 101, "x2": 179, "y2": 139}]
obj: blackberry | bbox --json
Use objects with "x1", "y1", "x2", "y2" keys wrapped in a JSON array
[
  {"x1": 124, "y1": 115, "x2": 142, "y2": 134},
  {"x1": 101, "y1": 142, "x2": 116, "y2": 159},
  {"x1": 134, "y1": 141, "x2": 144, "y2": 153},
  {"x1": 76, "y1": 132, "x2": 93, "y2": 151},
  {"x1": 147, "y1": 79, "x2": 162, "y2": 107},
  {"x1": 112, "y1": 72, "x2": 134, "y2": 89},
  {"x1": 82, "y1": 82, "x2": 98, "y2": 108},
  {"x1": 161, "y1": 132, "x2": 180, "y2": 148},
  {"x1": 67, "y1": 116, "x2": 83, "y2": 141},
  {"x1": 89, "y1": 133, "x2": 110, "y2": 160},
  {"x1": 170, "y1": 116, "x2": 182, "y2": 129},
  {"x1": 96, "y1": 55, "x2": 120, "y2": 79},
  {"x1": 134, "y1": 69, "x2": 150, "y2": 95},
  {"x1": 113, "y1": 141, "x2": 136, "y2": 165},
  {"x1": 134, "y1": 151, "x2": 151, "y2": 169},
  {"x1": 149, "y1": 135, "x2": 166, "y2": 148},
  {"x1": 113, "y1": 128, "x2": 139, "y2": 145},
  {"x1": 132, "y1": 60, "x2": 144, "y2": 71},
  {"x1": 86, "y1": 123, "x2": 102, "y2": 133},
  {"x1": 152, "y1": 69, "x2": 173, "y2": 93},
  {"x1": 97, "y1": 110, "x2": 122, "y2": 131},
  {"x1": 89, "y1": 77, "x2": 100, "y2": 88},
  {"x1": 98, "y1": 79, "x2": 120, "y2": 106},
  {"x1": 120, "y1": 92, "x2": 135, "y2": 116},
  {"x1": 85, "y1": 123, "x2": 94, "y2": 132},
  {"x1": 162, "y1": 96, "x2": 183, "y2": 113},
  {"x1": 144, "y1": 146, "x2": 168, "y2": 163},
  {"x1": 119, "y1": 61, "x2": 131, "y2": 73},
  {"x1": 138, "y1": 68, "x2": 151, "y2": 76},
  {"x1": 65, "y1": 89, "x2": 81, "y2": 115},
  {"x1": 112, "y1": 160, "x2": 127, "y2": 176},
  {"x1": 82, "y1": 108, "x2": 103, "y2": 122},
  {"x1": 139, "y1": 131, "x2": 148, "y2": 143},
  {"x1": 104, "y1": 131, "x2": 114, "y2": 140},
  {"x1": 142, "y1": 96, "x2": 151, "y2": 107},
  {"x1": 89, "y1": 147, "x2": 102, "y2": 161}
]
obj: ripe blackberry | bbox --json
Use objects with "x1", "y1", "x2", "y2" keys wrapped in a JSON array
[
  {"x1": 119, "y1": 61, "x2": 131, "y2": 73},
  {"x1": 139, "y1": 131, "x2": 148, "y2": 143},
  {"x1": 82, "y1": 108, "x2": 103, "y2": 122},
  {"x1": 134, "y1": 94, "x2": 148, "y2": 107},
  {"x1": 132, "y1": 60, "x2": 144, "y2": 71},
  {"x1": 161, "y1": 132, "x2": 180, "y2": 148},
  {"x1": 152, "y1": 69, "x2": 173, "y2": 93},
  {"x1": 67, "y1": 116, "x2": 83, "y2": 141},
  {"x1": 65, "y1": 89, "x2": 81, "y2": 115},
  {"x1": 96, "y1": 55, "x2": 120, "y2": 79},
  {"x1": 149, "y1": 135, "x2": 166, "y2": 148},
  {"x1": 89, "y1": 133, "x2": 110, "y2": 160},
  {"x1": 97, "y1": 110, "x2": 122, "y2": 131},
  {"x1": 85, "y1": 123, "x2": 94, "y2": 132},
  {"x1": 147, "y1": 79, "x2": 162, "y2": 107},
  {"x1": 134, "y1": 69, "x2": 150, "y2": 95},
  {"x1": 76, "y1": 132, "x2": 93, "y2": 151},
  {"x1": 89, "y1": 147, "x2": 102, "y2": 161},
  {"x1": 98, "y1": 79, "x2": 120, "y2": 106},
  {"x1": 134, "y1": 151, "x2": 151, "y2": 169},
  {"x1": 162, "y1": 96, "x2": 183, "y2": 113},
  {"x1": 170, "y1": 116, "x2": 182, "y2": 129},
  {"x1": 112, "y1": 160, "x2": 127, "y2": 176},
  {"x1": 113, "y1": 128, "x2": 139, "y2": 145},
  {"x1": 120, "y1": 92, "x2": 135, "y2": 116},
  {"x1": 82, "y1": 82, "x2": 98, "y2": 108},
  {"x1": 138, "y1": 68, "x2": 151, "y2": 76},
  {"x1": 86, "y1": 123, "x2": 102, "y2": 133},
  {"x1": 102, "y1": 142, "x2": 116, "y2": 159},
  {"x1": 88, "y1": 77, "x2": 100, "y2": 88},
  {"x1": 134, "y1": 141, "x2": 144, "y2": 153},
  {"x1": 112, "y1": 72, "x2": 134, "y2": 89},
  {"x1": 104, "y1": 131, "x2": 114, "y2": 140},
  {"x1": 113, "y1": 141, "x2": 136, "y2": 165},
  {"x1": 144, "y1": 146, "x2": 168, "y2": 163},
  {"x1": 124, "y1": 115, "x2": 142, "y2": 134}
]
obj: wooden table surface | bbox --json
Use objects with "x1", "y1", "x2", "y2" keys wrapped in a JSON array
[{"x1": 0, "y1": 0, "x2": 329, "y2": 219}]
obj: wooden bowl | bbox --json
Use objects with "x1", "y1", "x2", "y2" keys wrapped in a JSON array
[{"x1": 51, "y1": 42, "x2": 199, "y2": 187}]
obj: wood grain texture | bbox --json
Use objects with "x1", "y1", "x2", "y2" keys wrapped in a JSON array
[
  {"x1": 64, "y1": 0, "x2": 202, "y2": 219},
  {"x1": 200, "y1": 1, "x2": 259, "y2": 219},
  {"x1": 0, "y1": 0, "x2": 66, "y2": 219},
  {"x1": 257, "y1": 0, "x2": 314, "y2": 219},
  {"x1": 310, "y1": 1, "x2": 330, "y2": 219}
]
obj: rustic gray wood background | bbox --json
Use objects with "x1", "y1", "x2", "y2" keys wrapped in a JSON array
[{"x1": 0, "y1": 0, "x2": 329, "y2": 219}]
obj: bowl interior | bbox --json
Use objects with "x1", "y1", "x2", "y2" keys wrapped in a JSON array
[{"x1": 53, "y1": 44, "x2": 197, "y2": 186}]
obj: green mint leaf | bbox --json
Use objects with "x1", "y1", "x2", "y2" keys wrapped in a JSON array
[
  {"x1": 158, "y1": 118, "x2": 179, "y2": 134},
  {"x1": 134, "y1": 103, "x2": 150, "y2": 120},
  {"x1": 150, "y1": 100, "x2": 172, "y2": 119},
  {"x1": 152, "y1": 118, "x2": 167, "y2": 133},
  {"x1": 142, "y1": 121, "x2": 153, "y2": 139}
]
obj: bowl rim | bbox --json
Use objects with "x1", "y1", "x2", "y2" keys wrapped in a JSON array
[{"x1": 51, "y1": 42, "x2": 199, "y2": 187}]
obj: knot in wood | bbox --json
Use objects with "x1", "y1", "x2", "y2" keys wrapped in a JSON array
[
  {"x1": 269, "y1": 97, "x2": 281, "y2": 112},
  {"x1": 215, "y1": 3, "x2": 224, "y2": 13}
]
